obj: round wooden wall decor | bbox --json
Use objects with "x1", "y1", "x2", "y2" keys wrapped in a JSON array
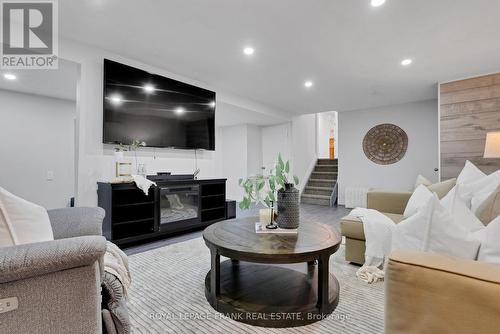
[{"x1": 362, "y1": 123, "x2": 408, "y2": 165}]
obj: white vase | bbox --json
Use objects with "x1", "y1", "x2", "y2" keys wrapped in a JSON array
[{"x1": 114, "y1": 151, "x2": 124, "y2": 161}]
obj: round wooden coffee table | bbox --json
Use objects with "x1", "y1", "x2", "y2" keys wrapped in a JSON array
[{"x1": 202, "y1": 217, "x2": 341, "y2": 328}]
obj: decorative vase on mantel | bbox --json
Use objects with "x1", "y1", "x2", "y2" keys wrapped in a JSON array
[{"x1": 276, "y1": 183, "x2": 300, "y2": 229}]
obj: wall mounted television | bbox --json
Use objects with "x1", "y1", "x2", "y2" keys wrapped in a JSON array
[{"x1": 103, "y1": 59, "x2": 216, "y2": 150}]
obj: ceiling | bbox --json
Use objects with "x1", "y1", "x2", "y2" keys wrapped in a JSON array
[
  {"x1": 0, "y1": 59, "x2": 79, "y2": 101},
  {"x1": 59, "y1": 0, "x2": 500, "y2": 114}
]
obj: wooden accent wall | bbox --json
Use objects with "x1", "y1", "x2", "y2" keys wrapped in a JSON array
[{"x1": 440, "y1": 73, "x2": 500, "y2": 179}]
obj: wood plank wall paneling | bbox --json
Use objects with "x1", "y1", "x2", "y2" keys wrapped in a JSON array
[{"x1": 440, "y1": 73, "x2": 500, "y2": 179}]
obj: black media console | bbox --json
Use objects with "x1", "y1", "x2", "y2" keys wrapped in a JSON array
[{"x1": 97, "y1": 176, "x2": 227, "y2": 245}]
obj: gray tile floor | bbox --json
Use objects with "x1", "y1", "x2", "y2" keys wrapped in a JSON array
[{"x1": 124, "y1": 204, "x2": 351, "y2": 256}]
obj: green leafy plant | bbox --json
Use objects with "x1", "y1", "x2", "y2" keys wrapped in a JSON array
[{"x1": 239, "y1": 153, "x2": 299, "y2": 210}]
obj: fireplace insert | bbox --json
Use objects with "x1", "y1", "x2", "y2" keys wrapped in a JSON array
[{"x1": 158, "y1": 184, "x2": 200, "y2": 232}]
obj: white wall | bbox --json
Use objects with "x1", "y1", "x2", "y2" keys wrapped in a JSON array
[
  {"x1": 57, "y1": 39, "x2": 291, "y2": 206},
  {"x1": 260, "y1": 116, "x2": 317, "y2": 192},
  {"x1": 0, "y1": 90, "x2": 76, "y2": 209},
  {"x1": 247, "y1": 125, "x2": 263, "y2": 176},
  {"x1": 317, "y1": 111, "x2": 338, "y2": 159},
  {"x1": 338, "y1": 99, "x2": 439, "y2": 205},
  {"x1": 218, "y1": 125, "x2": 248, "y2": 200},
  {"x1": 261, "y1": 123, "x2": 292, "y2": 172},
  {"x1": 291, "y1": 114, "x2": 317, "y2": 191}
]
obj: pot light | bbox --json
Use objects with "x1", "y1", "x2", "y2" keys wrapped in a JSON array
[
  {"x1": 109, "y1": 94, "x2": 123, "y2": 105},
  {"x1": 243, "y1": 47, "x2": 255, "y2": 55},
  {"x1": 371, "y1": 0, "x2": 386, "y2": 7},
  {"x1": 401, "y1": 58, "x2": 413, "y2": 66},
  {"x1": 3, "y1": 73, "x2": 16, "y2": 80},
  {"x1": 175, "y1": 107, "x2": 185, "y2": 114},
  {"x1": 143, "y1": 84, "x2": 155, "y2": 93},
  {"x1": 209, "y1": 101, "x2": 216, "y2": 108},
  {"x1": 304, "y1": 81, "x2": 314, "y2": 88}
]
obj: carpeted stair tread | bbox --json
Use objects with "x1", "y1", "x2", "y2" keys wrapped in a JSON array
[
  {"x1": 305, "y1": 186, "x2": 334, "y2": 191},
  {"x1": 301, "y1": 193, "x2": 331, "y2": 200},
  {"x1": 309, "y1": 178, "x2": 337, "y2": 183}
]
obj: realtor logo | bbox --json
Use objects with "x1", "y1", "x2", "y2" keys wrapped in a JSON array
[{"x1": 1, "y1": 0, "x2": 58, "y2": 69}]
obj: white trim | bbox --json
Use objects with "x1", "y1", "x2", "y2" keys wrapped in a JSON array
[{"x1": 437, "y1": 84, "x2": 441, "y2": 182}]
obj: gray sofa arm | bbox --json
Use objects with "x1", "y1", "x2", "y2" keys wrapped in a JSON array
[
  {"x1": 0, "y1": 235, "x2": 107, "y2": 284},
  {"x1": 48, "y1": 207, "x2": 105, "y2": 239}
]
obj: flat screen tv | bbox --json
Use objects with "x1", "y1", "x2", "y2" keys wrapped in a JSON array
[{"x1": 103, "y1": 59, "x2": 216, "y2": 150}]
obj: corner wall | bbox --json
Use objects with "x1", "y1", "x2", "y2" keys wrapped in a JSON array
[
  {"x1": 0, "y1": 90, "x2": 76, "y2": 209},
  {"x1": 338, "y1": 100, "x2": 439, "y2": 205}
]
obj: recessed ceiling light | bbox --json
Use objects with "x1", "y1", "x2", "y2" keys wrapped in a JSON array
[
  {"x1": 143, "y1": 84, "x2": 155, "y2": 93},
  {"x1": 175, "y1": 107, "x2": 185, "y2": 114},
  {"x1": 3, "y1": 73, "x2": 16, "y2": 80},
  {"x1": 109, "y1": 94, "x2": 123, "y2": 105},
  {"x1": 401, "y1": 58, "x2": 413, "y2": 66},
  {"x1": 371, "y1": 0, "x2": 386, "y2": 7},
  {"x1": 243, "y1": 47, "x2": 255, "y2": 55},
  {"x1": 209, "y1": 101, "x2": 216, "y2": 108},
  {"x1": 304, "y1": 81, "x2": 314, "y2": 88}
]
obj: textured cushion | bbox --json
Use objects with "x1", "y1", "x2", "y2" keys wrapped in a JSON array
[
  {"x1": 414, "y1": 175, "x2": 432, "y2": 189},
  {"x1": 48, "y1": 207, "x2": 104, "y2": 239},
  {"x1": 403, "y1": 185, "x2": 433, "y2": 218},
  {"x1": 413, "y1": 174, "x2": 456, "y2": 199},
  {"x1": 0, "y1": 186, "x2": 53, "y2": 247},
  {"x1": 0, "y1": 235, "x2": 106, "y2": 284},
  {"x1": 477, "y1": 186, "x2": 500, "y2": 225},
  {"x1": 427, "y1": 178, "x2": 456, "y2": 199}
]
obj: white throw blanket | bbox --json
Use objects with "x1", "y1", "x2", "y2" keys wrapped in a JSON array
[
  {"x1": 131, "y1": 175, "x2": 156, "y2": 195},
  {"x1": 349, "y1": 208, "x2": 396, "y2": 283},
  {"x1": 104, "y1": 241, "x2": 132, "y2": 297}
]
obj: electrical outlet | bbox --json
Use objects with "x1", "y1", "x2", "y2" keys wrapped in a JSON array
[
  {"x1": 46, "y1": 171, "x2": 54, "y2": 181},
  {"x1": 0, "y1": 297, "x2": 18, "y2": 314}
]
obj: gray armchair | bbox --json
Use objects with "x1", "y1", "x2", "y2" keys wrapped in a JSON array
[{"x1": 0, "y1": 207, "x2": 107, "y2": 334}]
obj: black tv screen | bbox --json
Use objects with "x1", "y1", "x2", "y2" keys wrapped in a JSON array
[{"x1": 103, "y1": 59, "x2": 216, "y2": 150}]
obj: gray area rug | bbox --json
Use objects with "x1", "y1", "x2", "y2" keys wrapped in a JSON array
[{"x1": 128, "y1": 237, "x2": 384, "y2": 333}]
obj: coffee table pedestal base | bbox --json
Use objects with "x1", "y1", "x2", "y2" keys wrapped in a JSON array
[{"x1": 204, "y1": 260, "x2": 339, "y2": 328}]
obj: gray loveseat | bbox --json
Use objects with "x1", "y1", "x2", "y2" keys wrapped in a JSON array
[{"x1": 0, "y1": 207, "x2": 107, "y2": 334}]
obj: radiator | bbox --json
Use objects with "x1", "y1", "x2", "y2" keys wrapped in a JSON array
[{"x1": 344, "y1": 187, "x2": 369, "y2": 209}]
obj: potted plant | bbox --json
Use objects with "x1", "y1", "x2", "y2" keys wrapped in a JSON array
[{"x1": 239, "y1": 153, "x2": 300, "y2": 229}]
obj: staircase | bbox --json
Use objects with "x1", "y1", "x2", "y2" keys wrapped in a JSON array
[{"x1": 301, "y1": 159, "x2": 338, "y2": 206}]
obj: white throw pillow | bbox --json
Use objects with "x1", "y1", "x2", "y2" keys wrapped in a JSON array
[
  {"x1": 0, "y1": 187, "x2": 54, "y2": 247},
  {"x1": 403, "y1": 185, "x2": 433, "y2": 218},
  {"x1": 461, "y1": 170, "x2": 500, "y2": 211},
  {"x1": 392, "y1": 196, "x2": 433, "y2": 252},
  {"x1": 457, "y1": 160, "x2": 486, "y2": 185},
  {"x1": 425, "y1": 195, "x2": 481, "y2": 260},
  {"x1": 474, "y1": 215, "x2": 500, "y2": 264},
  {"x1": 395, "y1": 194, "x2": 481, "y2": 260},
  {"x1": 441, "y1": 185, "x2": 485, "y2": 233}
]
